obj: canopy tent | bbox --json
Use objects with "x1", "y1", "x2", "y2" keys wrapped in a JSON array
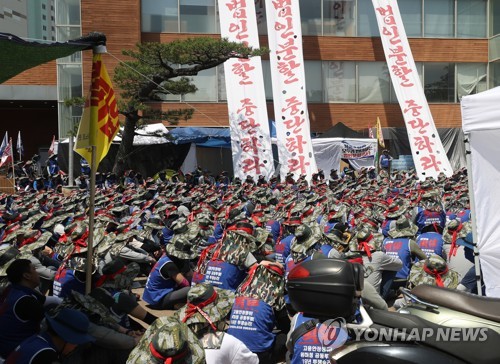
[
  {"x1": 461, "y1": 86, "x2": 500, "y2": 297},
  {"x1": 318, "y1": 122, "x2": 364, "y2": 139},
  {"x1": 312, "y1": 138, "x2": 377, "y2": 176},
  {"x1": 0, "y1": 32, "x2": 103, "y2": 83}
]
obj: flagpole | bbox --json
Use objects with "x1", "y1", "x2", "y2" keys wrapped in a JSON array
[{"x1": 85, "y1": 145, "x2": 97, "y2": 294}]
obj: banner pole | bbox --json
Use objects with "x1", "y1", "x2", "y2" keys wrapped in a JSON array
[
  {"x1": 85, "y1": 145, "x2": 97, "y2": 294},
  {"x1": 464, "y1": 135, "x2": 482, "y2": 296}
]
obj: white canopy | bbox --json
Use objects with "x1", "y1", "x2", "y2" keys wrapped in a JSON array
[{"x1": 461, "y1": 86, "x2": 500, "y2": 297}]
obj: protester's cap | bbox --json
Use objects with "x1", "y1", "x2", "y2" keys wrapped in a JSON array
[
  {"x1": 45, "y1": 308, "x2": 95, "y2": 345},
  {"x1": 291, "y1": 224, "x2": 321, "y2": 254},
  {"x1": 68, "y1": 256, "x2": 95, "y2": 273},
  {"x1": 19, "y1": 231, "x2": 52, "y2": 253},
  {"x1": 177, "y1": 205, "x2": 190, "y2": 217},
  {"x1": 0, "y1": 246, "x2": 21, "y2": 276},
  {"x1": 128, "y1": 316, "x2": 205, "y2": 364},
  {"x1": 323, "y1": 228, "x2": 347, "y2": 246},
  {"x1": 282, "y1": 213, "x2": 302, "y2": 226},
  {"x1": 424, "y1": 254, "x2": 448, "y2": 273},
  {"x1": 100, "y1": 261, "x2": 140, "y2": 290},
  {"x1": 143, "y1": 215, "x2": 164, "y2": 230},
  {"x1": 388, "y1": 216, "x2": 418, "y2": 238},
  {"x1": 167, "y1": 235, "x2": 198, "y2": 260},
  {"x1": 227, "y1": 221, "x2": 256, "y2": 243},
  {"x1": 176, "y1": 283, "x2": 235, "y2": 329},
  {"x1": 385, "y1": 200, "x2": 409, "y2": 219}
]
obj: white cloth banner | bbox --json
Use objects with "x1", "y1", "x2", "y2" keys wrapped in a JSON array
[
  {"x1": 265, "y1": 0, "x2": 317, "y2": 180},
  {"x1": 218, "y1": 0, "x2": 275, "y2": 180},
  {"x1": 312, "y1": 138, "x2": 377, "y2": 177},
  {"x1": 461, "y1": 87, "x2": 500, "y2": 297},
  {"x1": 372, "y1": 0, "x2": 453, "y2": 180}
]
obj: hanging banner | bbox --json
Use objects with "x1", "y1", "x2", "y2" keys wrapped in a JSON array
[
  {"x1": 372, "y1": 0, "x2": 453, "y2": 180},
  {"x1": 341, "y1": 140, "x2": 377, "y2": 159},
  {"x1": 218, "y1": 0, "x2": 275, "y2": 180},
  {"x1": 265, "y1": 0, "x2": 318, "y2": 180}
]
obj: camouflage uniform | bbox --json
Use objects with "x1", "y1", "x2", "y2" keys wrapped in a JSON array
[{"x1": 236, "y1": 264, "x2": 285, "y2": 311}]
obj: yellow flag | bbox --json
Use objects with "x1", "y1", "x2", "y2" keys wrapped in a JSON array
[
  {"x1": 376, "y1": 117, "x2": 385, "y2": 148},
  {"x1": 74, "y1": 53, "x2": 119, "y2": 168}
]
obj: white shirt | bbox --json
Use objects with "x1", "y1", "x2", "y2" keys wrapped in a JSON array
[{"x1": 205, "y1": 333, "x2": 259, "y2": 364}]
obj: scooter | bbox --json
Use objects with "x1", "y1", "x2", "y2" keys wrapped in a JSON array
[
  {"x1": 286, "y1": 258, "x2": 500, "y2": 364},
  {"x1": 397, "y1": 284, "x2": 500, "y2": 334}
]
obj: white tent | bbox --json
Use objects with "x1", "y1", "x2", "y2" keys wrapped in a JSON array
[
  {"x1": 312, "y1": 138, "x2": 377, "y2": 176},
  {"x1": 461, "y1": 86, "x2": 500, "y2": 297}
]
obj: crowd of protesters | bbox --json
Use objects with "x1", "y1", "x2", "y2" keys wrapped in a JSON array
[{"x1": 0, "y1": 160, "x2": 475, "y2": 363}]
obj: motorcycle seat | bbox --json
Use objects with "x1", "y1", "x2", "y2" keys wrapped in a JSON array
[
  {"x1": 369, "y1": 308, "x2": 500, "y2": 364},
  {"x1": 411, "y1": 284, "x2": 500, "y2": 323}
]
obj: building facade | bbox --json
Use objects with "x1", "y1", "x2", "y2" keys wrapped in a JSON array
[{"x1": 1, "y1": 0, "x2": 500, "y2": 153}]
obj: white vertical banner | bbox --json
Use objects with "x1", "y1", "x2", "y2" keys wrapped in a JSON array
[
  {"x1": 265, "y1": 0, "x2": 317, "y2": 180},
  {"x1": 218, "y1": 0, "x2": 275, "y2": 180},
  {"x1": 372, "y1": 1, "x2": 453, "y2": 180}
]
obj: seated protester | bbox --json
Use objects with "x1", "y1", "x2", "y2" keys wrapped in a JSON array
[
  {"x1": 407, "y1": 254, "x2": 460, "y2": 290},
  {"x1": 17, "y1": 231, "x2": 55, "y2": 295},
  {"x1": 228, "y1": 262, "x2": 288, "y2": 364},
  {"x1": 412, "y1": 193, "x2": 446, "y2": 234},
  {"x1": 455, "y1": 232, "x2": 485, "y2": 294},
  {"x1": 175, "y1": 283, "x2": 258, "y2": 364},
  {"x1": 6, "y1": 308, "x2": 95, "y2": 364},
  {"x1": 127, "y1": 316, "x2": 205, "y2": 364},
  {"x1": 93, "y1": 259, "x2": 158, "y2": 328},
  {"x1": 416, "y1": 224, "x2": 445, "y2": 259},
  {"x1": 275, "y1": 214, "x2": 302, "y2": 266},
  {"x1": 200, "y1": 221, "x2": 260, "y2": 291},
  {"x1": 285, "y1": 224, "x2": 326, "y2": 314},
  {"x1": 321, "y1": 223, "x2": 350, "y2": 258},
  {"x1": 53, "y1": 256, "x2": 96, "y2": 299},
  {"x1": 381, "y1": 199, "x2": 409, "y2": 237},
  {"x1": 382, "y1": 216, "x2": 427, "y2": 298},
  {"x1": 57, "y1": 290, "x2": 139, "y2": 355},
  {"x1": 142, "y1": 235, "x2": 195, "y2": 310},
  {"x1": 317, "y1": 204, "x2": 348, "y2": 232},
  {"x1": 350, "y1": 228, "x2": 402, "y2": 295},
  {"x1": 0, "y1": 259, "x2": 46, "y2": 358}
]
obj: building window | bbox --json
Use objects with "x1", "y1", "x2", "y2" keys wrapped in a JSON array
[
  {"x1": 424, "y1": 0, "x2": 454, "y2": 38},
  {"x1": 358, "y1": 62, "x2": 390, "y2": 103},
  {"x1": 323, "y1": 61, "x2": 356, "y2": 102},
  {"x1": 305, "y1": 61, "x2": 323, "y2": 102},
  {"x1": 141, "y1": 0, "x2": 178, "y2": 33},
  {"x1": 43, "y1": 25, "x2": 47, "y2": 31},
  {"x1": 43, "y1": 15, "x2": 46, "y2": 20},
  {"x1": 323, "y1": 0, "x2": 356, "y2": 36},
  {"x1": 424, "y1": 63, "x2": 455, "y2": 102},
  {"x1": 357, "y1": 0, "x2": 379, "y2": 36},
  {"x1": 456, "y1": 63, "x2": 487, "y2": 99},
  {"x1": 182, "y1": 67, "x2": 217, "y2": 102},
  {"x1": 457, "y1": 0, "x2": 486, "y2": 38},
  {"x1": 399, "y1": 0, "x2": 422, "y2": 37},
  {"x1": 42, "y1": 4, "x2": 46, "y2": 9},
  {"x1": 299, "y1": 0, "x2": 322, "y2": 35},
  {"x1": 180, "y1": 0, "x2": 216, "y2": 34}
]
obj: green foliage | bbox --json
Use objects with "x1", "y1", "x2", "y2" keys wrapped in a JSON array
[{"x1": 113, "y1": 37, "x2": 267, "y2": 124}]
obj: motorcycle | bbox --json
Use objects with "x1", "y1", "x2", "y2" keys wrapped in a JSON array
[
  {"x1": 397, "y1": 285, "x2": 500, "y2": 334},
  {"x1": 286, "y1": 258, "x2": 500, "y2": 364}
]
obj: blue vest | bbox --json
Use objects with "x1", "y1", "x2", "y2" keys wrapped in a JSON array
[
  {"x1": 227, "y1": 296, "x2": 276, "y2": 352},
  {"x1": 53, "y1": 268, "x2": 85, "y2": 299},
  {"x1": 416, "y1": 232, "x2": 444, "y2": 258},
  {"x1": 415, "y1": 207, "x2": 446, "y2": 233},
  {"x1": 289, "y1": 313, "x2": 331, "y2": 364},
  {"x1": 381, "y1": 219, "x2": 395, "y2": 237},
  {"x1": 383, "y1": 237, "x2": 411, "y2": 279},
  {"x1": 275, "y1": 235, "x2": 293, "y2": 266},
  {"x1": 143, "y1": 256, "x2": 177, "y2": 306},
  {"x1": 161, "y1": 227, "x2": 174, "y2": 245},
  {"x1": 203, "y1": 260, "x2": 246, "y2": 291},
  {"x1": 0, "y1": 285, "x2": 43, "y2": 358},
  {"x1": 319, "y1": 244, "x2": 333, "y2": 257},
  {"x1": 265, "y1": 220, "x2": 281, "y2": 243},
  {"x1": 5, "y1": 333, "x2": 57, "y2": 364},
  {"x1": 456, "y1": 209, "x2": 471, "y2": 223},
  {"x1": 380, "y1": 155, "x2": 390, "y2": 168}
]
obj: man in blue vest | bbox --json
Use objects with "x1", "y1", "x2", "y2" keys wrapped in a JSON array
[
  {"x1": 382, "y1": 216, "x2": 427, "y2": 298},
  {"x1": 6, "y1": 308, "x2": 95, "y2": 364},
  {"x1": 379, "y1": 149, "x2": 393, "y2": 173},
  {"x1": 416, "y1": 224, "x2": 445, "y2": 259},
  {"x1": 228, "y1": 263, "x2": 287, "y2": 363},
  {"x1": 412, "y1": 192, "x2": 446, "y2": 234},
  {"x1": 0, "y1": 259, "x2": 45, "y2": 358},
  {"x1": 53, "y1": 256, "x2": 93, "y2": 299}
]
